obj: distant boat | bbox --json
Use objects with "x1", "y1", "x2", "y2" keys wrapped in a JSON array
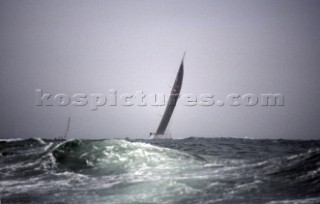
[
  {"x1": 63, "y1": 117, "x2": 71, "y2": 140},
  {"x1": 150, "y1": 53, "x2": 185, "y2": 139},
  {"x1": 55, "y1": 117, "x2": 71, "y2": 140}
]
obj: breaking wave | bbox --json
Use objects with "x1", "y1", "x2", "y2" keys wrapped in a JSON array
[{"x1": 0, "y1": 138, "x2": 319, "y2": 203}]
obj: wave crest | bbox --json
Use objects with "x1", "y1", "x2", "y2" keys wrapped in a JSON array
[{"x1": 53, "y1": 139, "x2": 203, "y2": 175}]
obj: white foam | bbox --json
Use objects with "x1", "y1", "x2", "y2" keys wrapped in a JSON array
[{"x1": 0, "y1": 138, "x2": 25, "y2": 142}]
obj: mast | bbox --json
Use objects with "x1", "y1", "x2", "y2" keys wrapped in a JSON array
[
  {"x1": 63, "y1": 117, "x2": 71, "y2": 139},
  {"x1": 154, "y1": 53, "x2": 185, "y2": 137}
]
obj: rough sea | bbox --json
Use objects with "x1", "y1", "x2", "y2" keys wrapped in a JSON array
[{"x1": 0, "y1": 137, "x2": 320, "y2": 204}]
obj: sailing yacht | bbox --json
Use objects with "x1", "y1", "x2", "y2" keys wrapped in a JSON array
[
  {"x1": 63, "y1": 117, "x2": 71, "y2": 140},
  {"x1": 55, "y1": 117, "x2": 71, "y2": 140},
  {"x1": 150, "y1": 53, "x2": 185, "y2": 139}
]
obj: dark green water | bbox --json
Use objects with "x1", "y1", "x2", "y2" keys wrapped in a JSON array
[{"x1": 0, "y1": 137, "x2": 320, "y2": 204}]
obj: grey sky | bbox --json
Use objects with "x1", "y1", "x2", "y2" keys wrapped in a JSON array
[{"x1": 1, "y1": 0, "x2": 320, "y2": 139}]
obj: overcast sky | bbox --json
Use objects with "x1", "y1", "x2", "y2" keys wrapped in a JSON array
[{"x1": 1, "y1": 0, "x2": 320, "y2": 140}]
